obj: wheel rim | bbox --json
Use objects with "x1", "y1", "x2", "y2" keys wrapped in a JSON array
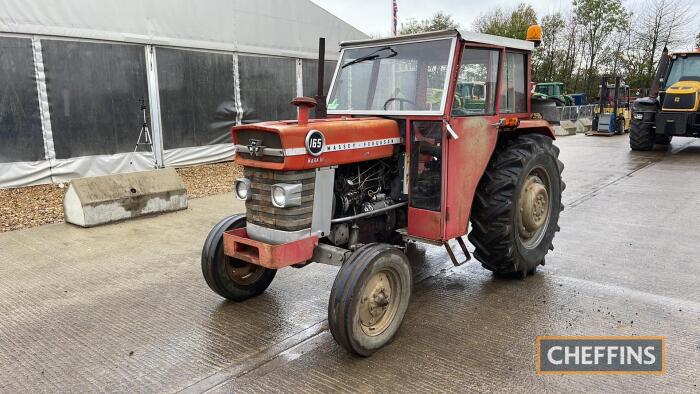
[
  {"x1": 225, "y1": 257, "x2": 265, "y2": 285},
  {"x1": 359, "y1": 267, "x2": 401, "y2": 337},
  {"x1": 517, "y1": 166, "x2": 552, "y2": 249}
]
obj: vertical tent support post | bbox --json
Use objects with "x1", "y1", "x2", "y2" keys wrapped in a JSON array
[
  {"x1": 295, "y1": 58, "x2": 304, "y2": 97},
  {"x1": 232, "y1": 54, "x2": 243, "y2": 126},
  {"x1": 32, "y1": 37, "x2": 57, "y2": 173},
  {"x1": 295, "y1": 58, "x2": 303, "y2": 118},
  {"x1": 145, "y1": 45, "x2": 164, "y2": 168}
]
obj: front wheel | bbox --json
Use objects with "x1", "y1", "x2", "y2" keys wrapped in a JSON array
[
  {"x1": 328, "y1": 243, "x2": 412, "y2": 356},
  {"x1": 468, "y1": 134, "x2": 564, "y2": 277},
  {"x1": 201, "y1": 214, "x2": 276, "y2": 301},
  {"x1": 629, "y1": 119, "x2": 654, "y2": 151}
]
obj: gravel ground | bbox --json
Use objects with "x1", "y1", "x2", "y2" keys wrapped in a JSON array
[
  {"x1": 0, "y1": 162, "x2": 242, "y2": 233},
  {"x1": 176, "y1": 162, "x2": 241, "y2": 199}
]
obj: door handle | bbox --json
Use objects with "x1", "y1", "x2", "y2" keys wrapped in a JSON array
[{"x1": 445, "y1": 123, "x2": 459, "y2": 139}]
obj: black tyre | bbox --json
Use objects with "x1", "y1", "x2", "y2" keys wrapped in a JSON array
[
  {"x1": 201, "y1": 214, "x2": 276, "y2": 301},
  {"x1": 615, "y1": 117, "x2": 624, "y2": 135},
  {"x1": 592, "y1": 115, "x2": 599, "y2": 132},
  {"x1": 629, "y1": 119, "x2": 654, "y2": 151},
  {"x1": 328, "y1": 243, "x2": 412, "y2": 356},
  {"x1": 654, "y1": 134, "x2": 672, "y2": 145},
  {"x1": 468, "y1": 134, "x2": 564, "y2": 277}
]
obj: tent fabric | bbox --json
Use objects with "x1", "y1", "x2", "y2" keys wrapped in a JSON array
[
  {"x1": 0, "y1": 1, "x2": 367, "y2": 188},
  {"x1": 156, "y1": 47, "x2": 238, "y2": 149},
  {"x1": 0, "y1": 0, "x2": 365, "y2": 60},
  {"x1": 42, "y1": 39, "x2": 151, "y2": 159},
  {"x1": 0, "y1": 161, "x2": 52, "y2": 188},
  {"x1": 238, "y1": 55, "x2": 298, "y2": 124},
  {"x1": 163, "y1": 144, "x2": 235, "y2": 168},
  {"x1": 0, "y1": 36, "x2": 44, "y2": 163}
]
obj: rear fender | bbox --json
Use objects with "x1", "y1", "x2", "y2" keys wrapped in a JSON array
[{"x1": 501, "y1": 119, "x2": 555, "y2": 139}]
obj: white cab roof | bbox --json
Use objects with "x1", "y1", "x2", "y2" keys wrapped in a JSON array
[{"x1": 340, "y1": 29, "x2": 534, "y2": 52}]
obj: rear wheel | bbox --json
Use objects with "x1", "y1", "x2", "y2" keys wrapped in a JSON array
[
  {"x1": 328, "y1": 243, "x2": 412, "y2": 356},
  {"x1": 629, "y1": 119, "x2": 654, "y2": 151},
  {"x1": 468, "y1": 134, "x2": 564, "y2": 277},
  {"x1": 201, "y1": 214, "x2": 276, "y2": 301}
]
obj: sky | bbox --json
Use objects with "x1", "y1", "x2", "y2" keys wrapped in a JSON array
[
  {"x1": 310, "y1": 0, "x2": 700, "y2": 49},
  {"x1": 310, "y1": 0, "x2": 567, "y2": 36}
]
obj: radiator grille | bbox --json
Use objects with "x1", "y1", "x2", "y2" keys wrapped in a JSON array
[
  {"x1": 236, "y1": 130, "x2": 284, "y2": 163},
  {"x1": 244, "y1": 167, "x2": 315, "y2": 232},
  {"x1": 663, "y1": 93, "x2": 696, "y2": 111}
]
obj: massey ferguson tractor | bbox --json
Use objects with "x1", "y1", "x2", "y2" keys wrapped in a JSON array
[{"x1": 202, "y1": 27, "x2": 564, "y2": 356}]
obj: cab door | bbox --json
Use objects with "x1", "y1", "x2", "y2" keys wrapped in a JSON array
[{"x1": 442, "y1": 45, "x2": 503, "y2": 240}]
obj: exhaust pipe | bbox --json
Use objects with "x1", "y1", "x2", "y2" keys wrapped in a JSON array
[
  {"x1": 315, "y1": 37, "x2": 327, "y2": 119},
  {"x1": 291, "y1": 97, "x2": 317, "y2": 126},
  {"x1": 291, "y1": 37, "x2": 327, "y2": 125}
]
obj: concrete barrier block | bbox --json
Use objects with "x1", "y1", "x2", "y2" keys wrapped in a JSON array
[
  {"x1": 554, "y1": 125, "x2": 575, "y2": 136},
  {"x1": 576, "y1": 119, "x2": 592, "y2": 133},
  {"x1": 64, "y1": 168, "x2": 188, "y2": 227},
  {"x1": 560, "y1": 120, "x2": 577, "y2": 135}
]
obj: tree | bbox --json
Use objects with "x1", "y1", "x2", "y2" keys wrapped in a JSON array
[
  {"x1": 696, "y1": 32, "x2": 700, "y2": 48},
  {"x1": 532, "y1": 12, "x2": 566, "y2": 83},
  {"x1": 399, "y1": 12, "x2": 459, "y2": 35},
  {"x1": 633, "y1": 0, "x2": 696, "y2": 89},
  {"x1": 573, "y1": 0, "x2": 630, "y2": 96},
  {"x1": 473, "y1": 3, "x2": 538, "y2": 40}
]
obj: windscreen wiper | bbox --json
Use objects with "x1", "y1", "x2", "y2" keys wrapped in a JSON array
[{"x1": 341, "y1": 46, "x2": 397, "y2": 69}]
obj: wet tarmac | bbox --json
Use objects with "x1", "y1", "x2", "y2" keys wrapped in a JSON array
[{"x1": 1, "y1": 134, "x2": 699, "y2": 392}]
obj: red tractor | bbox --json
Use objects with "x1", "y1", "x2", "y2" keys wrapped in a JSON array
[{"x1": 202, "y1": 28, "x2": 564, "y2": 356}]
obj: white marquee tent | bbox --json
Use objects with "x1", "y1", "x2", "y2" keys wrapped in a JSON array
[{"x1": 0, "y1": 0, "x2": 366, "y2": 188}]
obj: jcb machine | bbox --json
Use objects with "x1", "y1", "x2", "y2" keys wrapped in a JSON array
[
  {"x1": 202, "y1": 28, "x2": 564, "y2": 356},
  {"x1": 630, "y1": 47, "x2": 700, "y2": 150},
  {"x1": 589, "y1": 76, "x2": 631, "y2": 136}
]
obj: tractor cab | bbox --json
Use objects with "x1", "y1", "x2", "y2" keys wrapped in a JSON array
[
  {"x1": 660, "y1": 52, "x2": 700, "y2": 113},
  {"x1": 326, "y1": 30, "x2": 554, "y2": 241},
  {"x1": 535, "y1": 82, "x2": 565, "y2": 97}
]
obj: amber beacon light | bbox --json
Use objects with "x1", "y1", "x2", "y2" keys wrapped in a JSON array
[{"x1": 527, "y1": 24, "x2": 543, "y2": 47}]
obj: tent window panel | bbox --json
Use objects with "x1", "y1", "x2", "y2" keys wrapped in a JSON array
[
  {"x1": 42, "y1": 40, "x2": 149, "y2": 159},
  {"x1": 0, "y1": 36, "x2": 44, "y2": 163},
  {"x1": 238, "y1": 55, "x2": 297, "y2": 123},
  {"x1": 157, "y1": 48, "x2": 237, "y2": 149},
  {"x1": 301, "y1": 59, "x2": 337, "y2": 98}
]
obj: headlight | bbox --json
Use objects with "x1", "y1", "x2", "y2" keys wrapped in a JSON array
[
  {"x1": 633, "y1": 112, "x2": 644, "y2": 120},
  {"x1": 270, "y1": 183, "x2": 302, "y2": 208},
  {"x1": 234, "y1": 178, "x2": 251, "y2": 200}
]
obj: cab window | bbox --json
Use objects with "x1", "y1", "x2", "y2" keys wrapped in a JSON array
[
  {"x1": 500, "y1": 52, "x2": 527, "y2": 113},
  {"x1": 410, "y1": 121, "x2": 442, "y2": 211},
  {"x1": 452, "y1": 48, "x2": 499, "y2": 116}
]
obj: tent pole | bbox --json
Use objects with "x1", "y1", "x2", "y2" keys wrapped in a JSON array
[{"x1": 145, "y1": 45, "x2": 164, "y2": 168}]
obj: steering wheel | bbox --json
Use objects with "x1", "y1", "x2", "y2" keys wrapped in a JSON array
[{"x1": 383, "y1": 97, "x2": 415, "y2": 110}]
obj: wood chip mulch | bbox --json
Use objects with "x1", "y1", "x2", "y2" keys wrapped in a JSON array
[{"x1": 0, "y1": 162, "x2": 243, "y2": 233}]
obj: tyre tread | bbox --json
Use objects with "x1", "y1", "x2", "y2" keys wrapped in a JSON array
[{"x1": 468, "y1": 134, "x2": 563, "y2": 275}]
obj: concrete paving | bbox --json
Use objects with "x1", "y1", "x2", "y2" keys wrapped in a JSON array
[{"x1": 1, "y1": 134, "x2": 699, "y2": 392}]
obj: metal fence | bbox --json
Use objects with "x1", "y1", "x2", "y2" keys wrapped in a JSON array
[{"x1": 559, "y1": 105, "x2": 596, "y2": 123}]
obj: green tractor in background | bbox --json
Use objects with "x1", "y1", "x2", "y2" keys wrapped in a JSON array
[
  {"x1": 533, "y1": 82, "x2": 574, "y2": 106},
  {"x1": 448, "y1": 81, "x2": 487, "y2": 114}
]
